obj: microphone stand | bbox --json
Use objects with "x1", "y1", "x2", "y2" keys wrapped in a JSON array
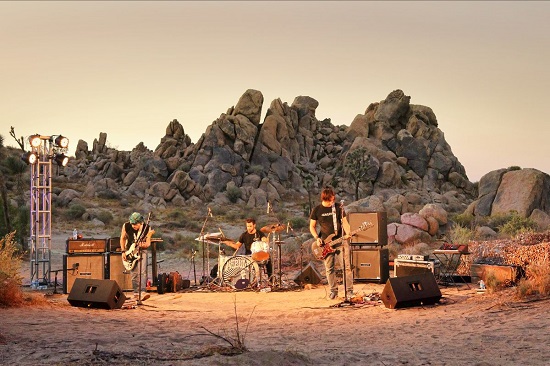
[
  {"x1": 199, "y1": 209, "x2": 212, "y2": 284},
  {"x1": 339, "y1": 201, "x2": 353, "y2": 306}
]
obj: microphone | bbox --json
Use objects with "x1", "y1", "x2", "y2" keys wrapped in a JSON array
[
  {"x1": 267, "y1": 202, "x2": 271, "y2": 214},
  {"x1": 208, "y1": 207, "x2": 213, "y2": 217},
  {"x1": 287, "y1": 222, "x2": 290, "y2": 233}
]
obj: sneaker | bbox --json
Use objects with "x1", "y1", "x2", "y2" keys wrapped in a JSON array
[
  {"x1": 346, "y1": 291, "x2": 354, "y2": 299},
  {"x1": 329, "y1": 292, "x2": 338, "y2": 300}
]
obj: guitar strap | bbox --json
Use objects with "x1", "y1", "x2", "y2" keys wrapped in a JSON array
[{"x1": 331, "y1": 203, "x2": 338, "y2": 235}]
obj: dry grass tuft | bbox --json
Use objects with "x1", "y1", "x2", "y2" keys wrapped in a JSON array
[
  {"x1": 516, "y1": 263, "x2": 550, "y2": 300},
  {"x1": 0, "y1": 231, "x2": 25, "y2": 307}
]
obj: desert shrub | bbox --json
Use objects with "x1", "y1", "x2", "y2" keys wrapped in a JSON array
[
  {"x1": 96, "y1": 210, "x2": 114, "y2": 225},
  {"x1": 515, "y1": 264, "x2": 550, "y2": 299},
  {"x1": 247, "y1": 165, "x2": 264, "y2": 176},
  {"x1": 447, "y1": 223, "x2": 474, "y2": 244},
  {"x1": 484, "y1": 272, "x2": 504, "y2": 293},
  {"x1": 225, "y1": 186, "x2": 242, "y2": 203},
  {"x1": 288, "y1": 217, "x2": 308, "y2": 230},
  {"x1": 498, "y1": 213, "x2": 537, "y2": 236},
  {"x1": 0, "y1": 232, "x2": 24, "y2": 307},
  {"x1": 65, "y1": 204, "x2": 86, "y2": 220},
  {"x1": 451, "y1": 213, "x2": 475, "y2": 229}
]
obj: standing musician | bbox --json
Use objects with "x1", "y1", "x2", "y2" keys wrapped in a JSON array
[
  {"x1": 309, "y1": 187, "x2": 354, "y2": 300},
  {"x1": 225, "y1": 217, "x2": 272, "y2": 278},
  {"x1": 120, "y1": 212, "x2": 154, "y2": 299}
]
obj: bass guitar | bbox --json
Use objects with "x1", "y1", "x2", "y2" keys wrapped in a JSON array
[
  {"x1": 123, "y1": 214, "x2": 154, "y2": 271},
  {"x1": 311, "y1": 221, "x2": 373, "y2": 260}
]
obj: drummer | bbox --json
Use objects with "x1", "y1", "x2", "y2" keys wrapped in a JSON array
[{"x1": 225, "y1": 217, "x2": 272, "y2": 278}]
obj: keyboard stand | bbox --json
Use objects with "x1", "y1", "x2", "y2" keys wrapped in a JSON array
[{"x1": 432, "y1": 250, "x2": 470, "y2": 290}]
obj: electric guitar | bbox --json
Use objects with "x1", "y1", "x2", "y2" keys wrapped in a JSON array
[
  {"x1": 123, "y1": 214, "x2": 154, "y2": 271},
  {"x1": 311, "y1": 221, "x2": 373, "y2": 260}
]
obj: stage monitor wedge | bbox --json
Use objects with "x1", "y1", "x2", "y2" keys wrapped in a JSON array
[
  {"x1": 347, "y1": 212, "x2": 387, "y2": 245},
  {"x1": 381, "y1": 273, "x2": 442, "y2": 309},
  {"x1": 67, "y1": 278, "x2": 126, "y2": 310},
  {"x1": 294, "y1": 262, "x2": 322, "y2": 285}
]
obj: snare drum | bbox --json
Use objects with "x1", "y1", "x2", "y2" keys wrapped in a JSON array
[
  {"x1": 222, "y1": 255, "x2": 259, "y2": 288},
  {"x1": 251, "y1": 241, "x2": 270, "y2": 262}
]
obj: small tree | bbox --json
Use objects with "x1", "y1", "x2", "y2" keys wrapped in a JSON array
[
  {"x1": 302, "y1": 172, "x2": 317, "y2": 216},
  {"x1": 344, "y1": 147, "x2": 371, "y2": 201}
]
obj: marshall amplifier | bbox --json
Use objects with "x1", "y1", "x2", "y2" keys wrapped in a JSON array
[{"x1": 66, "y1": 238, "x2": 108, "y2": 254}]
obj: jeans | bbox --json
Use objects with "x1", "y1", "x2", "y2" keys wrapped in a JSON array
[
  {"x1": 324, "y1": 242, "x2": 353, "y2": 294},
  {"x1": 131, "y1": 250, "x2": 148, "y2": 294}
]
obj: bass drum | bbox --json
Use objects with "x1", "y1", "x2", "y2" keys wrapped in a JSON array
[{"x1": 222, "y1": 255, "x2": 259, "y2": 289}]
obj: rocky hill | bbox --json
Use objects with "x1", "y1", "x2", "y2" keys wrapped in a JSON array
[{"x1": 9, "y1": 89, "x2": 550, "y2": 246}]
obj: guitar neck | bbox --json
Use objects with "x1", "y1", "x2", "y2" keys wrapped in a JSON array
[{"x1": 326, "y1": 227, "x2": 362, "y2": 247}]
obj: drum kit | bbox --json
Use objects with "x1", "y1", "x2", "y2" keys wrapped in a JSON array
[{"x1": 196, "y1": 222, "x2": 289, "y2": 290}]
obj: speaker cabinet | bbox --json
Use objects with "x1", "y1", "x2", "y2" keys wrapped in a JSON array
[
  {"x1": 294, "y1": 262, "x2": 322, "y2": 285},
  {"x1": 347, "y1": 212, "x2": 387, "y2": 245},
  {"x1": 352, "y1": 247, "x2": 389, "y2": 284},
  {"x1": 67, "y1": 278, "x2": 126, "y2": 310},
  {"x1": 381, "y1": 273, "x2": 442, "y2": 309},
  {"x1": 105, "y1": 253, "x2": 132, "y2": 291},
  {"x1": 63, "y1": 254, "x2": 105, "y2": 294}
]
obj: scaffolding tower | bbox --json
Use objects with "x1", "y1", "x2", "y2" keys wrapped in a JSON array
[{"x1": 26, "y1": 135, "x2": 69, "y2": 286}]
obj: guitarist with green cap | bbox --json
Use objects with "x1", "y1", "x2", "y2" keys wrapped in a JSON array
[{"x1": 120, "y1": 212, "x2": 155, "y2": 300}]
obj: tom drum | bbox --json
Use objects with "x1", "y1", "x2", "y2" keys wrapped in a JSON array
[{"x1": 251, "y1": 241, "x2": 270, "y2": 263}]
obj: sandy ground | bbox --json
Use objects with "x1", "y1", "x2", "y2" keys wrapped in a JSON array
[{"x1": 1, "y1": 231, "x2": 549, "y2": 365}]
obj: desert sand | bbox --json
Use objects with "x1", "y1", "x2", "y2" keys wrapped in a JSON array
[{"x1": 1, "y1": 231, "x2": 549, "y2": 366}]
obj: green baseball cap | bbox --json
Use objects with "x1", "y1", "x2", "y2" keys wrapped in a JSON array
[{"x1": 129, "y1": 212, "x2": 144, "y2": 224}]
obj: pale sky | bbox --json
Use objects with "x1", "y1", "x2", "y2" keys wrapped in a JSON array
[{"x1": 1, "y1": 1, "x2": 549, "y2": 182}]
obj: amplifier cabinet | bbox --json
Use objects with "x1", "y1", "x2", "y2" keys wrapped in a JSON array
[
  {"x1": 66, "y1": 238, "x2": 107, "y2": 254},
  {"x1": 351, "y1": 247, "x2": 389, "y2": 284},
  {"x1": 394, "y1": 259, "x2": 440, "y2": 278},
  {"x1": 105, "y1": 253, "x2": 133, "y2": 291},
  {"x1": 63, "y1": 254, "x2": 105, "y2": 294},
  {"x1": 347, "y1": 212, "x2": 388, "y2": 245}
]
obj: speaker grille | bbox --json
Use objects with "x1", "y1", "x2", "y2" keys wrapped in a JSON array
[
  {"x1": 347, "y1": 212, "x2": 387, "y2": 245},
  {"x1": 63, "y1": 254, "x2": 105, "y2": 294}
]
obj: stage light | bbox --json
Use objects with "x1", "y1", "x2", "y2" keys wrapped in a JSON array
[
  {"x1": 29, "y1": 134, "x2": 41, "y2": 148},
  {"x1": 54, "y1": 153, "x2": 69, "y2": 167},
  {"x1": 21, "y1": 151, "x2": 38, "y2": 165},
  {"x1": 52, "y1": 135, "x2": 69, "y2": 148}
]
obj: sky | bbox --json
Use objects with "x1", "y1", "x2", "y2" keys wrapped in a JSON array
[{"x1": 1, "y1": 1, "x2": 549, "y2": 182}]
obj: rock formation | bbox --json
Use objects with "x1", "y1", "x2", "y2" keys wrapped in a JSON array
[{"x1": 56, "y1": 89, "x2": 550, "y2": 244}]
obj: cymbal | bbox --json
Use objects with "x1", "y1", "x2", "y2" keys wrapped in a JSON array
[
  {"x1": 196, "y1": 232, "x2": 223, "y2": 241},
  {"x1": 221, "y1": 239, "x2": 236, "y2": 247},
  {"x1": 260, "y1": 223, "x2": 286, "y2": 233}
]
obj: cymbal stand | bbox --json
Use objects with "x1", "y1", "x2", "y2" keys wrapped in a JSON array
[
  {"x1": 198, "y1": 210, "x2": 212, "y2": 284},
  {"x1": 187, "y1": 249, "x2": 197, "y2": 286},
  {"x1": 275, "y1": 232, "x2": 283, "y2": 288},
  {"x1": 212, "y1": 240, "x2": 226, "y2": 286}
]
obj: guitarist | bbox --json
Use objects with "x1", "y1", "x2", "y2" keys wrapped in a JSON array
[
  {"x1": 120, "y1": 212, "x2": 154, "y2": 299},
  {"x1": 309, "y1": 187, "x2": 354, "y2": 300}
]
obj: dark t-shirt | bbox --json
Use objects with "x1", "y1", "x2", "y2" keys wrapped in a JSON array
[
  {"x1": 123, "y1": 222, "x2": 152, "y2": 247},
  {"x1": 310, "y1": 202, "x2": 345, "y2": 240},
  {"x1": 237, "y1": 230, "x2": 266, "y2": 255}
]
